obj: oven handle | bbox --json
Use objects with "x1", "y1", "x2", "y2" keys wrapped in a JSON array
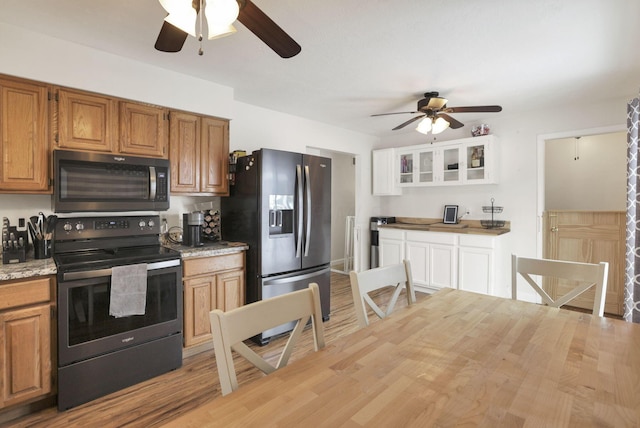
[{"x1": 61, "y1": 259, "x2": 181, "y2": 281}]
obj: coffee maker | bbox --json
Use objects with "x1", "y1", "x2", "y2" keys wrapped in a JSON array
[{"x1": 182, "y1": 212, "x2": 204, "y2": 247}]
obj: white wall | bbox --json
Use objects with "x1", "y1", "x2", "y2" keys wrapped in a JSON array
[
  {"x1": 545, "y1": 132, "x2": 626, "y2": 210},
  {"x1": 0, "y1": 23, "x2": 378, "y2": 266}
]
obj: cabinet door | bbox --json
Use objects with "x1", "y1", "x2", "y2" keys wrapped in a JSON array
[
  {"x1": 462, "y1": 139, "x2": 495, "y2": 184},
  {"x1": 56, "y1": 88, "x2": 118, "y2": 152},
  {"x1": 119, "y1": 101, "x2": 168, "y2": 158},
  {"x1": 372, "y1": 148, "x2": 401, "y2": 195},
  {"x1": 169, "y1": 111, "x2": 200, "y2": 193},
  {"x1": 216, "y1": 269, "x2": 245, "y2": 311},
  {"x1": 379, "y1": 238, "x2": 404, "y2": 266},
  {"x1": 397, "y1": 150, "x2": 415, "y2": 186},
  {"x1": 440, "y1": 145, "x2": 461, "y2": 184},
  {"x1": 0, "y1": 304, "x2": 51, "y2": 408},
  {"x1": 458, "y1": 246, "x2": 493, "y2": 295},
  {"x1": 183, "y1": 276, "x2": 216, "y2": 348},
  {"x1": 405, "y1": 240, "x2": 429, "y2": 286},
  {"x1": 417, "y1": 149, "x2": 436, "y2": 185},
  {"x1": 200, "y1": 117, "x2": 229, "y2": 195},
  {"x1": 0, "y1": 78, "x2": 49, "y2": 191},
  {"x1": 430, "y1": 244, "x2": 456, "y2": 288}
]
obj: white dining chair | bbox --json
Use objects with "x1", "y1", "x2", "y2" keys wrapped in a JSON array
[
  {"x1": 210, "y1": 282, "x2": 325, "y2": 396},
  {"x1": 349, "y1": 259, "x2": 416, "y2": 328},
  {"x1": 511, "y1": 254, "x2": 609, "y2": 316}
]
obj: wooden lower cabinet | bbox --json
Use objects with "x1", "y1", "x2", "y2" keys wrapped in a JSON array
[
  {"x1": 0, "y1": 277, "x2": 54, "y2": 410},
  {"x1": 182, "y1": 252, "x2": 245, "y2": 349}
]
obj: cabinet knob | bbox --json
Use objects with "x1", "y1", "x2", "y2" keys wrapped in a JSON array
[{"x1": 550, "y1": 226, "x2": 558, "y2": 233}]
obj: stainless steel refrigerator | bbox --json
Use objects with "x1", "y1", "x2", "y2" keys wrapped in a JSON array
[{"x1": 221, "y1": 148, "x2": 331, "y2": 344}]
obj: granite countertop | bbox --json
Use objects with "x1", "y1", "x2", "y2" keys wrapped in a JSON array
[
  {"x1": 0, "y1": 258, "x2": 57, "y2": 281},
  {"x1": 380, "y1": 217, "x2": 511, "y2": 236},
  {"x1": 162, "y1": 241, "x2": 249, "y2": 259},
  {"x1": 0, "y1": 241, "x2": 249, "y2": 282}
]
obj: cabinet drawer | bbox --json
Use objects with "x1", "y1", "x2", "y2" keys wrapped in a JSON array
[
  {"x1": 0, "y1": 277, "x2": 51, "y2": 310},
  {"x1": 379, "y1": 228, "x2": 405, "y2": 240},
  {"x1": 183, "y1": 252, "x2": 244, "y2": 277},
  {"x1": 406, "y1": 231, "x2": 457, "y2": 245},
  {"x1": 459, "y1": 234, "x2": 496, "y2": 249}
]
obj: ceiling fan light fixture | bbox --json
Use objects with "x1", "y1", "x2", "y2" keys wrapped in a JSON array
[
  {"x1": 415, "y1": 117, "x2": 432, "y2": 134},
  {"x1": 160, "y1": 0, "x2": 197, "y2": 37},
  {"x1": 207, "y1": 24, "x2": 237, "y2": 40},
  {"x1": 431, "y1": 117, "x2": 450, "y2": 134},
  {"x1": 205, "y1": 0, "x2": 239, "y2": 39}
]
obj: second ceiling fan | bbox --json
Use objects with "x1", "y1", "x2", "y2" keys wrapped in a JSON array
[
  {"x1": 373, "y1": 92, "x2": 502, "y2": 134},
  {"x1": 154, "y1": 0, "x2": 301, "y2": 58}
]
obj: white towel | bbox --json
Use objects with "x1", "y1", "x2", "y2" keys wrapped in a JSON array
[{"x1": 109, "y1": 263, "x2": 148, "y2": 318}]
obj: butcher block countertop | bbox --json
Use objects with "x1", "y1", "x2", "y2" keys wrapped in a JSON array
[{"x1": 380, "y1": 217, "x2": 510, "y2": 236}]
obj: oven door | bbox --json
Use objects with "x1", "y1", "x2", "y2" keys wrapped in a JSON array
[{"x1": 58, "y1": 260, "x2": 182, "y2": 367}]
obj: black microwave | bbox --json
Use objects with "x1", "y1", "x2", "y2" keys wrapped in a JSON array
[{"x1": 53, "y1": 150, "x2": 170, "y2": 213}]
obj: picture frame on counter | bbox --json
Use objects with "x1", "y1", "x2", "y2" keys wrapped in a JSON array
[{"x1": 443, "y1": 205, "x2": 458, "y2": 224}]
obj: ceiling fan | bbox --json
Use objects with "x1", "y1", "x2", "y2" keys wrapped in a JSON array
[
  {"x1": 372, "y1": 92, "x2": 502, "y2": 134},
  {"x1": 154, "y1": 0, "x2": 301, "y2": 58}
]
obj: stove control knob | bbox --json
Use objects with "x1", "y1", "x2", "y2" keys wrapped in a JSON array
[
  {"x1": 63, "y1": 222, "x2": 72, "y2": 232},
  {"x1": 75, "y1": 223, "x2": 84, "y2": 231},
  {"x1": 138, "y1": 220, "x2": 146, "y2": 228},
  {"x1": 147, "y1": 220, "x2": 155, "y2": 228}
]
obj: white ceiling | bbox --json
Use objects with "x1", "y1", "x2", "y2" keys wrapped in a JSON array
[{"x1": 0, "y1": 0, "x2": 638, "y2": 138}]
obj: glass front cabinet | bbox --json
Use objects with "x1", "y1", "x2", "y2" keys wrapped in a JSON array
[{"x1": 395, "y1": 135, "x2": 497, "y2": 187}]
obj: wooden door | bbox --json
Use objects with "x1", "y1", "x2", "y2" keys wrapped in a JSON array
[
  {"x1": 216, "y1": 269, "x2": 245, "y2": 311},
  {"x1": 200, "y1": 117, "x2": 229, "y2": 195},
  {"x1": 0, "y1": 77, "x2": 49, "y2": 192},
  {"x1": 55, "y1": 88, "x2": 118, "y2": 152},
  {"x1": 183, "y1": 276, "x2": 216, "y2": 348},
  {"x1": 0, "y1": 304, "x2": 51, "y2": 408},
  {"x1": 543, "y1": 211, "x2": 625, "y2": 315},
  {"x1": 169, "y1": 111, "x2": 200, "y2": 193},
  {"x1": 119, "y1": 101, "x2": 168, "y2": 158}
]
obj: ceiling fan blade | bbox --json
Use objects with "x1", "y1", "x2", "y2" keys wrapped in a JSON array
[
  {"x1": 371, "y1": 111, "x2": 419, "y2": 117},
  {"x1": 393, "y1": 115, "x2": 425, "y2": 131},
  {"x1": 154, "y1": 21, "x2": 189, "y2": 52},
  {"x1": 237, "y1": 0, "x2": 301, "y2": 58},
  {"x1": 438, "y1": 113, "x2": 464, "y2": 129},
  {"x1": 444, "y1": 105, "x2": 503, "y2": 113}
]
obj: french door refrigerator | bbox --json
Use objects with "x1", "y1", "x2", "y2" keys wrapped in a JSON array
[{"x1": 221, "y1": 148, "x2": 331, "y2": 344}]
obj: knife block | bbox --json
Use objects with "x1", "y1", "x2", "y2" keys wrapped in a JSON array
[{"x1": 2, "y1": 225, "x2": 28, "y2": 264}]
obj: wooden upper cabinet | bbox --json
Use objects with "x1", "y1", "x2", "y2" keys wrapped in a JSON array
[
  {"x1": 55, "y1": 88, "x2": 118, "y2": 153},
  {"x1": 119, "y1": 101, "x2": 168, "y2": 158},
  {"x1": 170, "y1": 111, "x2": 229, "y2": 195},
  {"x1": 201, "y1": 117, "x2": 229, "y2": 195},
  {"x1": 169, "y1": 111, "x2": 201, "y2": 193},
  {"x1": 0, "y1": 77, "x2": 50, "y2": 192}
]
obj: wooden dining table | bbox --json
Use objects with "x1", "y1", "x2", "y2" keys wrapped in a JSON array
[{"x1": 161, "y1": 288, "x2": 640, "y2": 427}]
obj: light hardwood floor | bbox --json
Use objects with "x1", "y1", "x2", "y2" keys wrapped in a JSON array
[{"x1": 5, "y1": 272, "x2": 426, "y2": 428}]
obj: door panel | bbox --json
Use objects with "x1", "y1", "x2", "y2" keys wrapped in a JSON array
[
  {"x1": 302, "y1": 154, "x2": 331, "y2": 269},
  {"x1": 543, "y1": 211, "x2": 624, "y2": 315},
  {"x1": 260, "y1": 149, "x2": 301, "y2": 276}
]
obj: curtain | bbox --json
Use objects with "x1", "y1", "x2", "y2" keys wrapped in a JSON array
[{"x1": 625, "y1": 95, "x2": 640, "y2": 323}]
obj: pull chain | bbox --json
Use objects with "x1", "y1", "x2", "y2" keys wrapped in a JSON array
[{"x1": 198, "y1": 0, "x2": 204, "y2": 55}]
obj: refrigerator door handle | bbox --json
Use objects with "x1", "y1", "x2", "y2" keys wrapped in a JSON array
[
  {"x1": 304, "y1": 165, "x2": 312, "y2": 257},
  {"x1": 296, "y1": 164, "x2": 303, "y2": 258}
]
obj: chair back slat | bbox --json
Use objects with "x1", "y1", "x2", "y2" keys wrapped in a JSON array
[
  {"x1": 349, "y1": 260, "x2": 416, "y2": 328},
  {"x1": 210, "y1": 283, "x2": 325, "y2": 396},
  {"x1": 512, "y1": 254, "x2": 609, "y2": 316}
]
